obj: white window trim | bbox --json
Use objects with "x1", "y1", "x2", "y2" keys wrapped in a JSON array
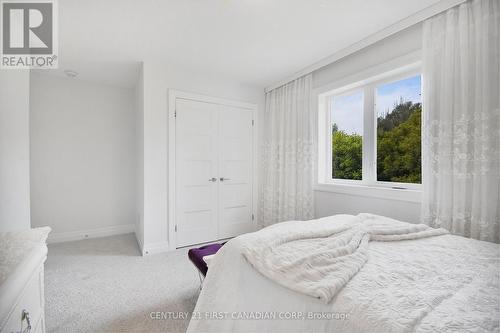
[{"x1": 316, "y1": 60, "x2": 422, "y2": 199}]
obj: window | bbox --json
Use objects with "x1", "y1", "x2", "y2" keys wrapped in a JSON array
[
  {"x1": 330, "y1": 90, "x2": 363, "y2": 180},
  {"x1": 376, "y1": 76, "x2": 421, "y2": 184},
  {"x1": 319, "y1": 67, "x2": 422, "y2": 189}
]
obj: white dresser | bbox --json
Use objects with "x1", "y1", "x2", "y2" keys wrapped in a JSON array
[{"x1": 0, "y1": 228, "x2": 50, "y2": 333}]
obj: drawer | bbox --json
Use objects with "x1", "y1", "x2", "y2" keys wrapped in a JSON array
[{"x1": 1, "y1": 267, "x2": 43, "y2": 333}]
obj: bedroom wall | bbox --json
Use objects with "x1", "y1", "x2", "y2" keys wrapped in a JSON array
[
  {"x1": 312, "y1": 23, "x2": 423, "y2": 223},
  {"x1": 30, "y1": 73, "x2": 137, "y2": 242},
  {"x1": 138, "y1": 60, "x2": 265, "y2": 254},
  {"x1": 0, "y1": 70, "x2": 31, "y2": 232}
]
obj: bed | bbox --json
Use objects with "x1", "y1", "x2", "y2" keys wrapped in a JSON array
[{"x1": 187, "y1": 214, "x2": 500, "y2": 333}]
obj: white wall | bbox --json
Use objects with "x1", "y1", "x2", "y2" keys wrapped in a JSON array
[
  {"x1": 313, "y1": 23, "x2": 423, "y2": 90},
  {"x1": 315, "y1": 191, "x2": 421, "y2": 223},
  {"x1": 0, "y1": 70, "x2": 31, "y2": 232},
  {"x1": 30, "y1": 73, "x2": 137, "y2": 241},
  {"x1": 137, "y1": 25, "x2": 420, "y2": 252},
  {"x1": 138, "y1": 61, "x2": 265, "y2": 254},
  {"x1": 312, "y1": 24, "x2": 423, "y2": 223}
]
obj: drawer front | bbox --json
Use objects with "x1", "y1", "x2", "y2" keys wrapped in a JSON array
[{"x1": 1, "y1": 267, "x2": 43, "y2": 333}]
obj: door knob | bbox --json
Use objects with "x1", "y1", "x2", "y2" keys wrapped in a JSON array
[
  {"x1": 208, "y1": 177, "x2": 217, "y2": 182},
  {"x1": 219, "y1": 177, "x2": 231, "y2": 181}
]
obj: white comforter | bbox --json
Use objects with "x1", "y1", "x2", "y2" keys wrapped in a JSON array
[
  {"x1": 187, "y1": 214, "x2": 500, "y2": 333},
  {"x1": 241, "y1": 214, "x2": 448, "y2": 303}
]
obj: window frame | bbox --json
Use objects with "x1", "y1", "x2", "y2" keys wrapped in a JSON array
[
  {"x1": 318, "y1": 64, "x2": 422, "y2": 191},
  {"x1": 326, "y1": 87, "x2": 365, "y2": 183}
]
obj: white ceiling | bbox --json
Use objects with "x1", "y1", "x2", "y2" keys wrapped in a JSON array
[{"x1": 46, "y1": 0, "x2": 444, "y2": 88}]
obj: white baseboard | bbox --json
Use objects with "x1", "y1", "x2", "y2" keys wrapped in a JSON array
[
  {"x1": 142, "y1": 241, "x2": 170, "y2": 255},
  {"x1": 48, "y1": 224, "x2": 135, "y2": 244}
]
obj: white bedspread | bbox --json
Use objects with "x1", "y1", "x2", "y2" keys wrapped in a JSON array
[
  {"x1": 187, "y1": 214, "x2": 500, "y2": 333},
  {"x1": 241, "y1": 214, "x2": 448, "y2": 303}
]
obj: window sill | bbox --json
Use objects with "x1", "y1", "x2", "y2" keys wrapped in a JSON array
[{"x1": 314, "y1": 183, "x2": 421, "y2": 203}]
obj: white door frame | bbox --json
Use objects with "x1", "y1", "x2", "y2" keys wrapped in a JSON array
[{"x1": 168, "y1": 89, "x2": 258, "y2": 250}]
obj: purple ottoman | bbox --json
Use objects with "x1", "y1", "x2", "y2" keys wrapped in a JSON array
[{"x1": 188, "y1": 243, "x2": 223, "y2": 277}]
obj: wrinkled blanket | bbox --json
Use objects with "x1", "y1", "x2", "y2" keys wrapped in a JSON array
[{"x1": 241, "y1": 214, "x2": 448, "y2": 302}]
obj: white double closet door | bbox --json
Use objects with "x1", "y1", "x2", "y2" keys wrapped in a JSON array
[{"x1": 175, "y1": 97, "x2": 254, "y2": 247}]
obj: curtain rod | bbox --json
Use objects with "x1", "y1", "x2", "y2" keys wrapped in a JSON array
[{"x1": 264, "y1": 0, "x2": 466, "y2": 93}]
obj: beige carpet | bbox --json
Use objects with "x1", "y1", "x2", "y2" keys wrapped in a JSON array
[{"x1": 45, "y1": 234, "x2": 200, "y2": 333}]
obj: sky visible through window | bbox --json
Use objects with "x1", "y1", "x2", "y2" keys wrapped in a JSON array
[
  {"x1": 331, "y1": 91, "x2": 363, "y2": 134},
  {"x1": 330, "y1": 75, "x2": 421, "y2": 133},
  {"x1": 376, "y1": 75, "x2": 421, "y2": 117}
]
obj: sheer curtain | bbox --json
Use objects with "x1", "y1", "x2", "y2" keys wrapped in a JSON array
[
  {"x1": 260, "y1": 74, "x2": 314, "y2": 227},
  {"x1": 422, "y1": 0, "x2": 500, "y2": 242}
]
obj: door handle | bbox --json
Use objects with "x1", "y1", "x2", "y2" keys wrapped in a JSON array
[
  {"x1": 219, "y1": 177, "x2": 231, "y2": 182},
  {"x1": 208, "y1": 177, "x2": 217, "y2": 182}
]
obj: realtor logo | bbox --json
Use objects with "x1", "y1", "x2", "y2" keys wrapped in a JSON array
[{"x1": 1, "y1": 0, "x2": 58, "y2": 68}]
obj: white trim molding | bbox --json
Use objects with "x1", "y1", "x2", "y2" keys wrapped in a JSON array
[
  {"x1": 142, "y1": 241, "x2": 170, "y2": 255},
  {"x1": 265, "y1": 0, "x2": 466, "y2": 92},
  {"x1": 47, "y1": 224, "x2": 135, "y2": 244}
]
